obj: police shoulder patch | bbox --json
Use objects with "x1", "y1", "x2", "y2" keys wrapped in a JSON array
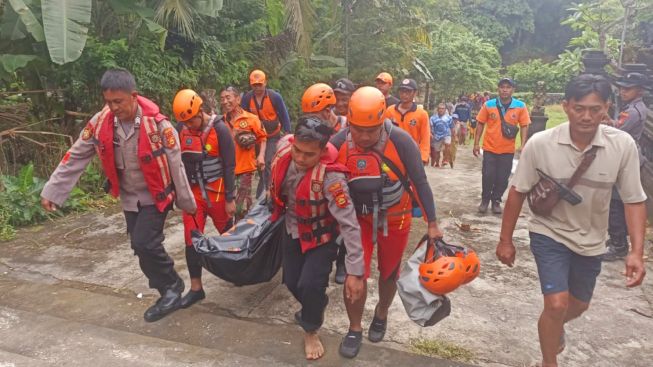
[
  {"x1": 162, "y1": 127, "x2": 176, "y2": 148},
  {"x1": 327, "y1": 182, "x2": 342, "y2": 193},
  {"x1": 81, "y1": 125, "x2": 94, "y2": 140}
]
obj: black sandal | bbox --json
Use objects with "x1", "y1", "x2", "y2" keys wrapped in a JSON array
[
  {"x1": 368, "y1": 315, "x2": 387, "y2": 343},
  {"x1": 339, "y1": 330, "x2": 363, "y2": 358}
]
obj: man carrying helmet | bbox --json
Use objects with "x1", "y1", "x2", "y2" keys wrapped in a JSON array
[
  {"x1": 40, "y1": 69, "x2": 197, "y2": 322},
  {"x1": 375, "y1": 72, "x2": 399, "y2": 107},
  {"x1": 241, "y1": 70, "x2": 291, "y2": 197},
  {"x1": 220, "y1": 86, "x2": 267, "y2": 221},
  {"x1": 301, "y1": 83, "x2": 342, "y2": 131},
  {"x1": 330, "y1": 86, "x2": 443, "y2": 358},
  {"x1": 384, "y1": 78, "x2": 431, "y2": 164},
  {"x1": 172, "y1": 89, "x2": 236, "y2": 309},
  {"x1": 269, "y1": 115, "x2": 365, "y2": 360}
]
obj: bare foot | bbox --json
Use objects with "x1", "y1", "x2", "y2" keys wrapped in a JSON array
[{"x1": 304, "y1": 332, "x2": 324, "y2": 360}]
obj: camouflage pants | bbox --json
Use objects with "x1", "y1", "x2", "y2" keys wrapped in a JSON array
[{"x1": 235, "y1": 172, "x2": 254, "y2": 221}]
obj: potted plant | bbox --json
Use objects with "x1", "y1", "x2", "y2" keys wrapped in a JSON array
[{"x1": 528, "y1": 80, "x2": 549, "y2": 139}]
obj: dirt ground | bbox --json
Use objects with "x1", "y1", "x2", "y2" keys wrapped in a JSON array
[{"x1": 1, "y1": 143, "x2": 652, "y2": 366}]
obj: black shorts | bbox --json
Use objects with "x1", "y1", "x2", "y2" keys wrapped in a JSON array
[{"x1": 529, "y1": 232, "x2": 602, "y2": 303}]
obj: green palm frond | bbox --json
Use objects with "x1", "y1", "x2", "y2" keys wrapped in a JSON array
[
  {"x1": 282, "y1": 0, "x2": 315, "y2": 57},
  {"x1": 154, "y1": 0, "x2": 195, "y2": 39}
]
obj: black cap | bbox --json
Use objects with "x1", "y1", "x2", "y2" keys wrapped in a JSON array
[
  {"x1": 615, "y1": 72, "x2": 650, "y2": 88},
  {"x1": 333, "y1": 78, "x2": 355, "y2": 94},
  {"x1": 498, "y1": 78, "x2": 515, "y2": 87},
  {"x1": 398, "y1": 78, "x2": 418, "y2": 91}
]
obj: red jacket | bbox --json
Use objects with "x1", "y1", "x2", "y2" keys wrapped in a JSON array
[
  {"x1": 270, "y1": 137, "x2": 348, "y2": 253},
  {"x1": 93, "y1": 96, "x2": 175, "y2": 212}
]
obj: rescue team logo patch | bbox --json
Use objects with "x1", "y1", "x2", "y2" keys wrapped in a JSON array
[
  {"x1": 409, "y1": 119, "x2": 417, "y2": 127},
  {"x1": 239, "y1": 121, "x2": 248, "y2": 129},
  {"x1": 311, "y1": 180, "x2": 323, "y2": 193},
  {"x1": 489, "y1": 112, "x2": 497, "y2": 120},
  {"x1": 185, "y1": 137, "x2": 193, "y2": 146},
  {"x1": 356, "y1": 159, "x2": 367, "y2": 170},
  {"x1": 162, "y1": 128, "x2": 176, "y2": 148},
  {"x1": 335, "y1": 192, "x2": 349, "y2": 208},
  {"x1": 149, "y1": 133, "x2": 161, "y2": 144},
  {"x1": 81, "y1": 125, "x2": 94, "y2": 140},
  {"x1": 327, "y1": 182, "x2": 342, "y2": 193},
  {"x1": 511, "y1": 113, "x2": 517, "y2": 119}
]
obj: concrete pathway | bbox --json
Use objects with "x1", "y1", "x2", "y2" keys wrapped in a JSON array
[{"x1": 0, "y1": 144, "x2": 651, "y2": 366}]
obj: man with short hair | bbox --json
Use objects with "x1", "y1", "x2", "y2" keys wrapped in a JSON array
[
  {"x1": 41, "y1": 69, "x2": 197, "y2": 322},
  {"x1": 331, "y1": 87, "x2": 443, "y2": 358},
  {"x1": 601, "y1": 72, "x2": 651, "y2": 261},
  {"x1": 429, "y1": 103, "x2": 453, "y2": 167},
  {"x1": 454, "y1": 96, "x2": 472, "y2": 145},
  {"x1": 241, "y1": 70, "x2": 291, "y2": 197},
  {"x1": 333, "y1": 78, "x2": 356, "y2": 132},
  {"x1": 270, "y1": 116, "x2": 364, "y2": 360},
  {"x1": 497, "y1": 74, "x2": 647, "y2": 367},
  {"x1": 384, "y1": 78, "x2": 431, "y2": 164},
  {"x1": 221, "y1": 86, "x2": 267, "y2": 221},
  {"x1": 474, "y1": 78, "x2": 530, "y2": 214},
  {"x1": 375, "y1": 72, "x2": 399, "y2": 107}
]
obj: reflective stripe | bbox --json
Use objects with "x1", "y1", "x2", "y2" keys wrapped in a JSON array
[{"x1": 381, "y1": 179, "x2": 403, "y2": 209}]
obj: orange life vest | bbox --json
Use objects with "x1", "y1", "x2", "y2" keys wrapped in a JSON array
[
  {"x1": 270, "y1": 137, "x2": 348, "y2": 253},
  {"x1": 179, "y1": 116, "x2": 225, "y2": 204},
  {"x1": 336, "y1": 122, "x2": 412, "y2": 237},
  {"x1": 249, "y1": 94, "x2": 281, "y2": 136},
  {"x1": 92, "y1": 96, "x2": 174, "y2": 213}
]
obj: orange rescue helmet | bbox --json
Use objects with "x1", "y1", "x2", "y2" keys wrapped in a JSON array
[
  {"x1": 301, "y1": 83, "x2": 336, "y2": 113},
  {"x1": 347, "y1": 86, "x2": 386, "y2": 127},
  {"x1": 375, "y1": 72, "x2": 393, "y2": 85},
  {"x1": 419, "y1": 239, "x2": 466, "y2": 295},
  {"x1": 249, "y1": 69, "x2": 266, "y2": 85},
  {"x1": 457, "y1": 249, "x2": 480, "y2": 284},
  {"x1": 172, "y1": 89, "x2": 203, "y2": 122}
]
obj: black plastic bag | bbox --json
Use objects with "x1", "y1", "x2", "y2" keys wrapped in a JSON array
[{"x1": 192, "y1": 198, "x2": 284, "y2": 286}]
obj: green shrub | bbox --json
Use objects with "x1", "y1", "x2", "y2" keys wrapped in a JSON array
[{"x1": 0, "y1": 163, "x2": 107, "y2": 241}]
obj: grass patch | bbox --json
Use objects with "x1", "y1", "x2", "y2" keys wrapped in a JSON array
[{"x1": 410, "y1": 337, "x2": 474, "y2": 362}]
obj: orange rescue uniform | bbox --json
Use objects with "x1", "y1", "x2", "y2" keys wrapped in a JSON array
[
  {"x1": 384, "y1": 103, "x2": 430, "y2": 162},
  {"x1": 224, "y1": 110, "x2": 267, "y2": 175}
]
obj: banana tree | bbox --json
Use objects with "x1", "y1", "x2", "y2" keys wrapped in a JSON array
[{"x1": 0, "y1": 0, "x2": 223, "y2": 71}]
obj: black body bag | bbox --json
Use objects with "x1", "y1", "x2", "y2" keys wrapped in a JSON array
[{"x1": 192, "y1": 197, "x2": 284, "y2": 286}]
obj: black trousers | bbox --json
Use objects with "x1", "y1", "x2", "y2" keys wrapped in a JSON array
[
  {"x1": 124, "y1": 205, "x2": 180, "y2": 293},
  {"x1": 482, "y1": 151, "x2": 514, "y2": 202},
  {"x1": 281, "y1": 229, "x2": 337, "y2": 332},
  {"x1": 256, "y1": 134, "x2": 280, "y2": 198},
  {"x1": 608, "y1": 188, "x2": 628, "y2": 246}
]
